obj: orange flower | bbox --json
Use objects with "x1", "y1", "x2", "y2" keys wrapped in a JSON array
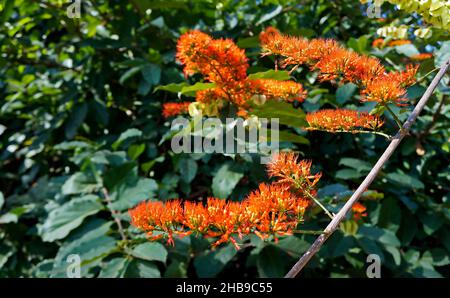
[
  {"x1": 267, "y1": 152, "x2": 321, "y2": 191},
  {"x1": 259, "y1": 28, "x2": 417, "y2": 106},
  {"x1": 128, "y1": 154, "x2": 319, "y2": 249},
  {"x1": 176, "y1": 30, "x2": 213, "y2": 77},
  {"x1": 352, "y1": 202, "x2": 367, "y2": 221},
  {"x1": 372, "y1": 38, "x2": 385, "y2": 48},
  {"x1": 410, "y1": 53, "x2": 433, "y2": 61},
  {"x1": 249, "y1": 79, "x2": 307, "y2": 102},
  {"x1": 176, "y1": 30, "x2": 248, "y2": 86},
  {"x1": 387, "y1": 39, "x2": 412, "y2": 47},
  {"x1": 162, "y1": 102, "x2": 191, "y2": 118},
  {"x1": 305, "y1": 109, "x2": 384, "y2": 132},
  {"x1": 362, "y1": 77, "x2": 407, "y2": 105}
]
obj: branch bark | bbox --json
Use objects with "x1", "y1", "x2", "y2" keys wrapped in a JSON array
[{"x1": 285, "y1": 58, "x2": 450, "y2": 278}]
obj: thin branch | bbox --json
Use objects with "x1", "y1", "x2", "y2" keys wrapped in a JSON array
[
  {"x1": 411, "y1": 67, "x2": 440, "y2": 87},
  {"x1": 284, "y1": 57, "x2": 450, "y2": 278},
  {"x1": 102, "y1": 187, "x2": 128, "y2": 242},
  {"x1": 307, "y1": 128, "x2": 392, "y2": 140},
  {"x1": 304, "y1": 189, "x2": 334, "y2": 220}
]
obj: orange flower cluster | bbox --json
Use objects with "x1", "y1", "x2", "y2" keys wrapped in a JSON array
[
  {"x1": 351, "y1": 202, "x2": 367, "y2": 221},
  {"x1": 267, "y1": 152, "x2": 321, "y2": 194},
  {"x1": 411, "y1": 53, "x2": 433, "y2": 61},
  {"x1": 129, "y1": 152, "x2": 319, "y2": 249},
  {"x1": 176, "y1": 30, "x2": 306, "y2": 108},
  {"x1": 259, "y1": 27, "x2": 418, "y2": 105},
  {"x1": 162, "y1": 102, "x2": 191, "y2": 118},
  {"x1": 305, "y1": 109, "x2": 384, "y2": 132},
  {"x1": 251, "y1": 79, "x2": 307, "y2": 102},
  {"x1": 387, "y1": 39, "x2": 412, "y2": 47}
]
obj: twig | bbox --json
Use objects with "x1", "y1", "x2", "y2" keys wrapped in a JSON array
[
  {"x1": 102, "y1": 187, "x2": 128, "y2": 242},
  {"x1": 307, "y1": 128, "x2": 392, "y2": 140},
  {"x1": 89, "y1": 163, "x2": 128, "y2": 242},
  {"x1": 304, "y1": 190, "x2": 334, "y2": 220},
  {"x1": 411, "y1": 67, "x2": 440, "y2": 87},
  {"x1": 284, "y1": 57, "x2": 450, "y2": 278}
]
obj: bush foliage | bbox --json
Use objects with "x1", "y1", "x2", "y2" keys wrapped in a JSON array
[{"x1": 0, "y1": 0, "x2": 449, "y2": 277}]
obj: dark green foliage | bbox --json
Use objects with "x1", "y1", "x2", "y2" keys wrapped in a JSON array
[{"x1": 0, "y1": 0, "x2": 448, "y2": 278}]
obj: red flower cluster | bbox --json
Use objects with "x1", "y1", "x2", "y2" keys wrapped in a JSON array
[
  {"x1": 259, "y1": 27, "x2": 418, "y2": 105},
  {"x1": 305, "y1": 109, "x2": 384, "y2": 132},
  {"x1": 176, "y1": 30, "x2": 306, "y2": 109},
  {"x1": 129, "y1": 152, "x2": 319, "y2": 249},
  {"x1": 162, "y1": 102, "x2": 191, "y2": 118}
]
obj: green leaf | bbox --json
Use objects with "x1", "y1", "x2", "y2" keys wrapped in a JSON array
[
  {"x1": 164, "y1": 260, "x2": 188, "y2": 278},
  {"x1": 419, "y1": 212, "x2": 444, "y2": 235},
  {"x1": 256, "y1": 5, "x2": 282, "y2": 25},
  {"x1": 0, "y1": 0, "x2": 15, "y2": 23},
  {"x1": 257, "y1": 245, "x2": 291, "y2": 277},
  {"x1": 277, "y1": 130, "x2": 310, "y2": 145},
  {"x1": 141, "y1": 63, "x2": 161, "y2": 86},
  {"x1": 336, "y1": 83, "x2": 358, "y2": 104},
  {"x1": 339, "y1": 158, "x2": 371, "y2": 172},
  {"x1": 347, "y1": 36, "x2": 368, "y2": 54},
  {"x1": 250, "y1": 100, "x2": 307, "y2": 128},
  {"x1": 112, "y1": 128, "x2": 143, "y2": 150},
  {"x1": 125, "y1": 259, "x2": 161, "y2": 277},
  {"x1": 128, "y1": 144, "x2": 146, "y2": 160},
  {"x1": 276, "y1": 237, "x2": 310, "y2": 257},
  {"x1": 0, "y1": 243, "x2": 14, "y2": 269},
  {"x1": 236, "y1": 36, "x2": 260, "y2": 48},
  {"x1": 62, "y1": 172, "x2": 101, "y2": 195},
  {"x1": 154, "y1": 82, "x2": 189, "y2": 93},
  {"x1": 212, "y1": 163, "x2": 243, "y2": 198},
  {"x1": 0, "y1": 191, "x2": 4, "y2": 210},
  {"x1": 119, "y1": 66, "x2": 141, "y2": 85},
  {"x1": 39, "y1": 195, "x2": 104, "y2": 242},
  {"x1": 109, "y1": 178, "x2": 158, "y2": 211},
  {"x1": 385, "y1": 245, "x2": 401, "y2": 266},
  {"x1": 358, "y1": 225, "x2": 401, "y2": 247},
  {"x1": 377, "y1": 198, "x2": 401, "y2": 232},
  {"x1": 180, "y1": 82, "x2": 216, "y2": 97},
  {"x1": 178, "y1": 158, "x2": 198, "y2": 183},
  {"x1": 356, "y1": 237, "x2": 385, "y2": 261},
  {"x1": 247, "y1": 70, "x2": 291, "y2": 81},
  {"x1": 395, "y1": 44, "x2": 420, "y2": 57},
  {"x1": 99, "y1": 257, "x2": 130, "y2": 278},
  {"x1": 386, "y1": 172, "x2": 425, "y2": 189},
  {"x1": 130, "y1": 242, "x2": 168, "y2": 263},
  {"x1": 65, "y1": 102, "x2": 88, "y2": 139},
  {"x1": 0, "y1": 205, "x2": 33, "y2": 224},
  {"x1": 335, "y1": 168, "x2": 363, "y2": 180},
  {"x1": 194, "y1": 244, "x2": 237, "y2": 277},
  {"x1": 435, "y1": 41, "x2": 450, "y2": 68},
  {"x1": 51, "y1": 219, "x2": 116, "y2": 277}
]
